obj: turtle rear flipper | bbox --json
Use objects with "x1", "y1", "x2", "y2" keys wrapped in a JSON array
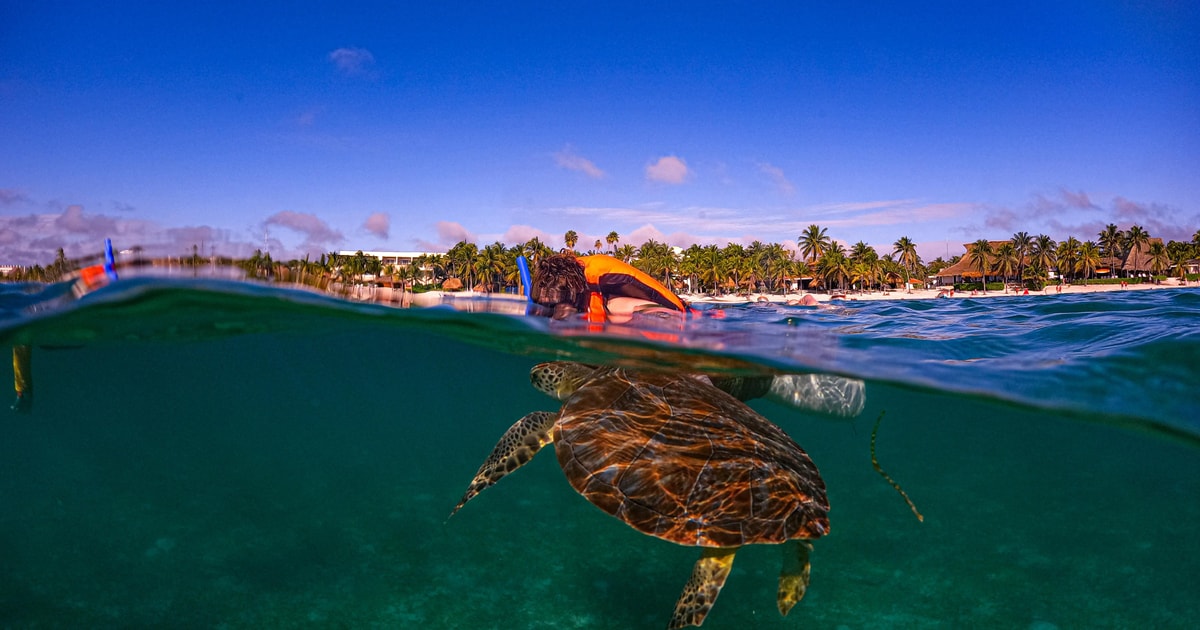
[
  {"x1": 669, "y1": 547, "x2": 738, "y2": 629},
  {"x1": 450, "y1": 411, "x2": 557, "y2": 518},
  {"x1": 777, "y1": 540, "x2": 813, "y2": 616}
]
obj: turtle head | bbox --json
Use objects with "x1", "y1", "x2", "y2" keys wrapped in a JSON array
[{"x1": 530, "y1": 362, "x2": 595, "y2": 401}]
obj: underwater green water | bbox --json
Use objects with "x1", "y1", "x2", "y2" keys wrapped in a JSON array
[{"x1": 1, "y1": 280, "x2": 1198, "y2": 628}]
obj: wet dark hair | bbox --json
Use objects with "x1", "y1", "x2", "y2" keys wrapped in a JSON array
[{"x1": 532, "y1": 253, "x2": 588, "y2": 315}]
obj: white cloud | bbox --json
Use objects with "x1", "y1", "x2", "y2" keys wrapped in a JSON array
[
  {"x1": 329, "y1": 47, "x2": 375, "y2": 75},
  {"x1": 0, "y1": 188, "x2": 29, "y2": 205},
  {"x1": 626, "y1": 224, "x2": 667, "y2": 245},
  {"x1": 263, "y1": 211, "x2": 345, "y2": 254},
  {"x1": 436, "y1": 221, "x2": 475, "y2": 244},
  {"x1": 363, "y1": 212, "x2": 390, "y2": 239},
  {"x1": 0, "y1": 200, "x2": 265, "y2": 266},
  {"x1": 56, "y1": 204, "x2": 116, "y2": 234},
  {"x1": 645, "y1": 155, "x2": 689, "y2": 184},
  {"x1": 820, "y1": 202, "x2": 976, "y2": 228},
  {"x1": 502, "y1": 225, "x2": 557, "y2": 246},
  {"x1": 553, "y1": 146, "x2": 606, "y2": 179},
  {"x1": 757, "y1": 162, "x2": 795, "y2": 196}
]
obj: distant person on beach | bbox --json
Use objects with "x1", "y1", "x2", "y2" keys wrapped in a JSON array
[{"x1": 531, "y1": 253, "x2": 690, "y2": 323}]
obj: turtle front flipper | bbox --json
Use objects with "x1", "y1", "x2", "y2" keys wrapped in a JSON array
[
  {"x1": 449, "y1": 411, "x2": 557, "y2": 518},
  {"x1": 767, "y1": 373, "x2": 865, "y2": 418},
  {"x1": 668, "y1": 547, "x2": 738, "y2": 629},
  {"x1": 777, "y1": 540, "x2": 813, "y2": 616}
]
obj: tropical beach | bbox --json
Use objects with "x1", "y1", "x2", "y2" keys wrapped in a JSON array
[{"x1": 3, "y1": 3, "x2": 1199, "y2": 628}]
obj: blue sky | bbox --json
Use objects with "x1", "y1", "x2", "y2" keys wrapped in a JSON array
[{"x1": 2, "y1": 1, "x2": 1197, "y2": 266}]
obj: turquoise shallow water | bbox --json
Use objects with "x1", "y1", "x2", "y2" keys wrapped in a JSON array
[{"x1": 1, "y1": 276, "x2": 1198, "y2": 628}]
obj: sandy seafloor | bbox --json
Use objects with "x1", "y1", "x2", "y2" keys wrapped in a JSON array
[{"x1": 1, "y1": 280, "x2": 1198, "y2": 629}]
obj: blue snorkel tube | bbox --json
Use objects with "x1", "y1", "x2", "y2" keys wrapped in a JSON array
[
  {"x1": 103, "y1": 238, "x2": 119, "y2": 281},
  {"x1": 516, "y1": 255, "x2": 534, "y2": 314}
]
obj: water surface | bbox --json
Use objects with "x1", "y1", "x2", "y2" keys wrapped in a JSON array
[{"x1": 1, "y1": 278, "x2": 1196, "y2": 628}]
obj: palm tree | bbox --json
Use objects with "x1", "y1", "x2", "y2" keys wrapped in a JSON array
[
  {"x1": 679, "y1": 244, "x2": 704, "y2": 294},
  {"x1": 1023, "y1": 261, "x2": 1049, "y2": 290},
  {"x1": 606, "y1": 231, "x2": 620, "y2": 253},
  {"x1": 634, "y1": 240, "x2": 678, "y2": 287},
  {"x1": 761, "y1": 242, "x2": 792, "y2": 294},
  {"x1": 746, "y1": 240, "x2": 767, "y2": 291},
  {"x1": 994, "y1": 242, "x2": 1019, "y2": 289},
  {"x1": 1124, "y1": 225, "x2": 1150, "y2": 275},
  {"x1": 849, "y1": 241, "x2": 878, "y2": 292},
  {"x1": 1031, "y1": 235, "x2": 1057, "y2": 281},
  {"x1": 849, "y1": 240, "x2": 875, "y2": 263},
  {"x1": 721, "y1": 243, "x2": 749, "y2": 292},
  {"x1": 799, "y1": 224, "x2": 831, "y2": 264},
  {"x1": 849, "y1": 260, "x2": 873, "y2": 293},
  {"x1": 501, "y1": 246, "x2": 523, "y2": 290},
  {"x1": 477, "y1": 241, "x2": 508, "y2": 292},
  {"x1": 1097, "y1": 224, "x2": 1123, "y2": 277},
  {"x1": 1056, "y1": 237, "x2": 1081, "y2": 284},
  {"x1": 967, "y1": 239, "x2": 993, "y2": 292},
  {"x1": 1076, "y1": 241, "x2": 1102, "y2": 285},
  {"x1": 246, "y1": 248, "x2": 275, "y2": 279},
  {"x1": 521, "y1": 237, "x2": 552, "y2": 268},
  {"x1": 563, "y1": 230, "x2": 579, "y2": 253},
  {"x1": 322, "y1": 252, "x2": 343, "y2": 279},
  {"x1": 816, "y1": 248, "x2": 851, "y2": 293},
  {"x1": 446, "y1": 241, "x2": 479, "y2": 288},
  {"x1": 614, "y1": 244, "x2": 636, "y2": 263},
  {"x1": 1010, "y1": 231, "x2": 1033, "y2": 281},
  {"x1": 880, "y1": 255, "x2": 905, "y2": 290},
  {"x1": 48, "y1": 247, "x2": 72, "y2": 281},
  {"x1": 1147, "y1": 242, "x2": 1169, "y2": 282},
  {"x1": 681, "y1": 244, "x2": 723, "y2": 295},
  {"x1": 892, "y1": 236, "x2": 920, "y2": 291},
  {"x1": 1168, "y1": 242, "x2": 1192, "y2": 282}
]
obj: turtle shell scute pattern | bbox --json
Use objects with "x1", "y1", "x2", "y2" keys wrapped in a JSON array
[{"x1": 553, "y1": 368, "x2": 829, "y2": 548}]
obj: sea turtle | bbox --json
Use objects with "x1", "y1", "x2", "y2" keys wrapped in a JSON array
[{"x1": 450, "y1": 361, "x2": 829, "y2": 628}]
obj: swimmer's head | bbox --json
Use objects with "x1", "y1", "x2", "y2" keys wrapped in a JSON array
[{"x1": 532, "y1": 253, "x2": 588, "y2": 317}]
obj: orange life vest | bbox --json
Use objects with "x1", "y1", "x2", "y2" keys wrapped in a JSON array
[{"x1": 576, "y1": 255, "x2": 687, "y2": 323}]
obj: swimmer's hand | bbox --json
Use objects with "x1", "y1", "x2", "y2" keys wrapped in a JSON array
[{"x1": 551, "y1": 303, "x2": 580, "y2": 320}]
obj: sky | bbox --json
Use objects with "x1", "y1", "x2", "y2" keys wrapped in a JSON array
[{"x1": 2, "y1": 1, "x2": 1198, "y2": 266}]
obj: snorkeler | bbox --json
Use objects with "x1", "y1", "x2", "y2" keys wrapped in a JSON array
[
  {"x1": 531, "y1": 253, "x2": 691, "y2": 323},
  {"x1": 9, "y1": 240, "x2": 119, "y2": 414}
]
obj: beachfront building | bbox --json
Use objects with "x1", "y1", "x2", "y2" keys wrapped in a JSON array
[
  {"x1": 931, "y1": 240, "x2": 1012, "y2": 286},
  {"x1": 1120, "y1": 238, "x2": 1164, "y2": 278},
  {"x1": 336, "y1": 250, "x2": 443, "y2": 283},
  {"x1": 1174, "y1": 259, "x2": 1200, "y2": 277},
  {"x1": 337, "y1": 250, "x2": 441, "y2": 269}
]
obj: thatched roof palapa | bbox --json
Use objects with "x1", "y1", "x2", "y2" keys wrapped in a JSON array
[{"x1": 1121, "y1": 238, "x2": 1164, "y2": 273}]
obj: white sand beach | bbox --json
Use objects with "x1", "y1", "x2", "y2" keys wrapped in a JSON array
[{"x1": 683, "y1": 277, "x2": 1197, "y2": 305}]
